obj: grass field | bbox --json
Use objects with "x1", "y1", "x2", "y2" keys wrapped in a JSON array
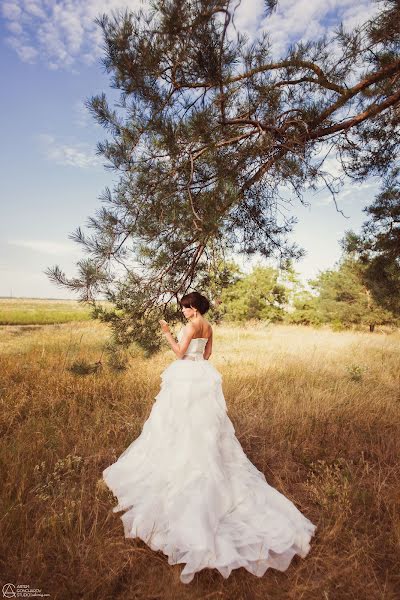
[
  {"x1": 0, "y1": 298, "x2": 97, "y2": 325},
  {"x1": 0, "y1": 315, "x2": 399, "y2": 600}
]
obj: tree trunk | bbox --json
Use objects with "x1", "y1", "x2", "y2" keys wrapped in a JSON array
[{"x1": 370, "y1": 322, "x2": 375, "y2": 332}]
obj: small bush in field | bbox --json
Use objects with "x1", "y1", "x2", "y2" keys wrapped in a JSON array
[
  {"x1": 346, "y1": 363, "x2": 367, "y2": 382},
  {"x1": 68, "y1": 359, "x2": 103, "y2": 376}
]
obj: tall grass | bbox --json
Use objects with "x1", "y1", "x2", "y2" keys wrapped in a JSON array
[{"x1": 0, "y1": 321, "x2": 399, "y2": 599}]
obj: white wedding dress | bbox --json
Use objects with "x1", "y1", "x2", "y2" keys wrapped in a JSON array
[{"x1": 103, "y1": 325, "x2": 317, "y2": 584}]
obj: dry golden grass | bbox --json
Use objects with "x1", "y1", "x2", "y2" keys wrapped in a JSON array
[{"x1": 0, "y1": 320, "x2": 399, "y2": 600}]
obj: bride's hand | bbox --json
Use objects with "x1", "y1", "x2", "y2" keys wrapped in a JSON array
[{"x1": 159, "y1": 319, "x2": 171, "y2": 334}]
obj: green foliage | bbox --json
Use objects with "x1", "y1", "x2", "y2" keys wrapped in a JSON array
[
  {"x1": 342, "y1": 168, "x2": 400, "y2": 315},
  {"x1": 196, "y1": 259, "x2": 243, "y2": 323},
  {"x1": 308, "y1": 257, "x2": 398, "y2": 331},
  {"x1": 286, "y1": 290, "x2": 322, "y2": 326},
  {"x1": 220, "y1": 266, "x2": 288, "y2": 322}
]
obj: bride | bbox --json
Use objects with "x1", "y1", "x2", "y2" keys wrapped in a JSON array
[{"x1": 102, "y1": 291, "x2": 317, "y2": 584}]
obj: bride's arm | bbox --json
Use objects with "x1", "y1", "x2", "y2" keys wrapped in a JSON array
[
  {"x1": 160, "y1": 320, "x2": 195, "y2": 359},
  {"x1": 203, "y1": 329, "x2": 213, "y2": 360}
]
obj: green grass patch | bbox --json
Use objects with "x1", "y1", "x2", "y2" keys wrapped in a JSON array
[{"x1": 0, "y1": 298, "x2": 100, "y2": 325}]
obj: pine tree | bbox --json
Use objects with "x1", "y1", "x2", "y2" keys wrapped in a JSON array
[
  {"x1": 309, "y1": 258, "x2": 397, "y2": 331},
  {"x1": 220, "y1": 265, "x2": 288, "y2": 322},
  {"x1": 343, "y1": 167, "x2": 400, "y2": 315},
  {"x1": 45, "y1": 0, "x2": 400, "y2": 353}
]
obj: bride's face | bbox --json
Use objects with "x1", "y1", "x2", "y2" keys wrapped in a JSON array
[{"x1": 182, "y1": 305, "x2": 196, "y2": 320}]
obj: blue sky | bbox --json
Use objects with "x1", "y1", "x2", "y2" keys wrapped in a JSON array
[{"x1": 0, "y1": 0, "x2": 381, "y2": 298}]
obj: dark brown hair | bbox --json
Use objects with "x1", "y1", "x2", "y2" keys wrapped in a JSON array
[{"x1": 179, "y1": 292, "x2": 210, "y2": 315}]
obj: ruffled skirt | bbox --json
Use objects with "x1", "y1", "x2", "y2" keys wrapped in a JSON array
[{"x1": 103, "y1": 359, "x2": 317, "y2": 583}]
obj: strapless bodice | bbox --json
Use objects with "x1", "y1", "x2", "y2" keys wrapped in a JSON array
[{"x1": 177, "y1": 326, "x2": 208, "y2": 361}]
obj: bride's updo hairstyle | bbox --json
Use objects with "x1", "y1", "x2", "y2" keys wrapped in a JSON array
[{"x1": 180, "y1": 291, "x2": 210, "y2": 315}]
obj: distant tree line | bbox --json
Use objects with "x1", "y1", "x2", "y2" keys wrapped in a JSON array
[
  {"x1": 217, "y1": 253, "x2": 399, "y2": 333},
  {"x1": 218, "y1": 170, "x2": 400, "y2": 332}
]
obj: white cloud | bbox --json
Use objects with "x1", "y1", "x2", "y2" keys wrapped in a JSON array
[
  {"x1": 314, "y1": 178, "x2": 379, "y2": 208},
  {"x1": 1, "y1": 1, "x2": 22, "y2": 19},
  {"x1": 8, "y1": 239, "x2": 81, "y2": 255},
  {"x1": 1, "y1": 0, "x2": 144, "y2": 70},
  {"x1": 36, "y1": 133, "x2": 103, "y2": 168},
  {"x1": 231, "y1": 0, "x2": 380, "y2": 59},
  {"x1": 231, "y1": 0, "x2": 265, "y2": 38},
  {"x1": 5, "y1": 33, "x2": 39, "y2": 61},
  {"x1": 2, "y1": 0, "x2": 382, "y2": 71},
  {"x1": 340, "y1": 1, "x2": 378, "y2": 30},
  {"x1": 318, "y1": 153, "x2": 344, "y2": 180},
  {"x1": 24, "y1": 0, "x2": 47, "y2": 19},
  {"x1": 6, "y1": 20, "x2": 23, "y2": 34}
]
